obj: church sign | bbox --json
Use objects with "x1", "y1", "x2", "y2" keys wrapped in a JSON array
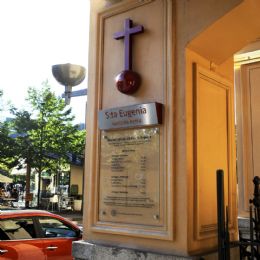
[
  {"x1": 98, "y1": 102, "x2": 162, "y2": 130},
  {"x1": 98, "y1": 102, "x2": 163, "y2": 226},
  {"x1": 99, "y1": 127, "x2": 161, "y2": 225}
]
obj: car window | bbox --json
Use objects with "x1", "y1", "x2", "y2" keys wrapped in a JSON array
[
  {"x1": 38, "y1": 217, "x2": 77, "y2": 238},
  {"x1": 0, "y1": 218, "x2": 36, "y2": 240}
]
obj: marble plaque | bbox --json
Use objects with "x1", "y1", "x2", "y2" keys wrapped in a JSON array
[{"x1": 99, "y1": 127, "x2": 161, "y2": 225}]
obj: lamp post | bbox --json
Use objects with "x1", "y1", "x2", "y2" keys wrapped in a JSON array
[
  {"x1": 52, "y1": 63, "x2": 87, "y2": 209},
  {"x1": 52, "y1": 63, "x2": 86, "y2": 105},
  {"x1": 37, "y1": 102, "x2": 45, "y2": 208}
]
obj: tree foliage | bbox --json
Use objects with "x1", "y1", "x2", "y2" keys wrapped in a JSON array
[
  {"x1": 0, "y1": 121, "x2": 19, "y2": 169},
  {"x1": 8, "y1": 109, "x2": 37, "y2": 170},
  {"x1": 9, "y1": 81, "x2": 86, "y2": 174},
  {"x1": 0, "y1": 90, "x2": 20, "y2": 169}
]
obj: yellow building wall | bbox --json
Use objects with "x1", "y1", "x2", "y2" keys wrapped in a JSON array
[{"x1": 70, "y1": 165, "x2": 83, "y2": 195}]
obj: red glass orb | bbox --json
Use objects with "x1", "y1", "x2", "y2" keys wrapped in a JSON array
[{"x1": 115, "y1": 70, "x2": 141, "y2": 94}]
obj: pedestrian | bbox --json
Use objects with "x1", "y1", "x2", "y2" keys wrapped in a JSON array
[{"x1": 11, "y1": 188, "x2": 19, "y2": 202}]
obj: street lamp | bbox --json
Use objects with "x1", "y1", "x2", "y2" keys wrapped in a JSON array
[
  {"x1": 37, "y1": 102, "x2": 45, "y2": 208},
  {"x1": 52, "y1": 63, "x2": 86, "y2": 105},
  {"x1": 51, "y1": 63, "x2": 87, "y2": 212}
]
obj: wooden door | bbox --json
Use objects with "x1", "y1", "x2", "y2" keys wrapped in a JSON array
[
  {"x1": 237, "y1": 61, "x2": 260, "y2": 214},
  {"x1": 192, "y1": 63, "x2": 237, "y2": 241}
]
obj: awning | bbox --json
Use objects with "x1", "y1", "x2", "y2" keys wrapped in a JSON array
[
  {"x1": 10, "y1": 167, "x2": 26, "y2": 176},
  {"x1": 0, "y1": 174, "x2": 13, "y2": 183},
  {"x1": 10, "y1": 165, "x2": 36, "y2": 176}
]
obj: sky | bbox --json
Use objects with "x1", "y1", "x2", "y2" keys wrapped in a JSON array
[{"x1": 0, "y1": 0, "x2": 90, "y2": 124}]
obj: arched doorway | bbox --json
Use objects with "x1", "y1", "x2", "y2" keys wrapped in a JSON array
[{"x1": 187, "y1": 0, "x2": 260, "y2": 219}]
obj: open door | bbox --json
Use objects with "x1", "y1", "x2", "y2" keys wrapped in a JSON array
[{"x1": 236, "y1": 60, "x2": 260, "y2": 214}]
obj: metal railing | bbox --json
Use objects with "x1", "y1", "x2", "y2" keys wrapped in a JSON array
[{"x1": 217, "y1": 169, "x2": 260, "y2": 260}]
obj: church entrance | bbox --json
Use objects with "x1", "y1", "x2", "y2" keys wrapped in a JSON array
[{"x1": 187, "y1": 0, "x2": 260, "y2": 219}]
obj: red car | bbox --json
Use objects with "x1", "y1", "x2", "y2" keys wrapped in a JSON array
[{"x1": 0, "y1": 209, "x2": 82, "y2": 260}]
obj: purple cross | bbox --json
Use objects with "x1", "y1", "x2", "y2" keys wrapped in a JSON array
[{"x1": 113, "y1": 18, "x2": 144, "y2": 71}]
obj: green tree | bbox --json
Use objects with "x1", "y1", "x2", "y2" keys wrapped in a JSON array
[
  {"x1": 0, "y1": 121, "x2": 19, "y2": 169},
  {"x1": 27, "y1": 81, "x2": 85, "y2": 169},
  {"x1": 10, "y1": 81, "x2": 86, "y2": 207},
  {"x1": 0, "y1": 90, "x2": 20, "y2": 171},
  {"x1": 9, "y1": 109, "x2": 38, "y2": 207}
]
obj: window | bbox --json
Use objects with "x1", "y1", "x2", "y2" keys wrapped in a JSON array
[
  {"x1": 0, "y1": 218, "x2": 36, "y2": 240},
  {"x1": 38, "y1": 217, "x2": 77, "y2": 238}
]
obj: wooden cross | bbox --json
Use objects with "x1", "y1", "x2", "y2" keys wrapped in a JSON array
[
  {"x1": 113, "y1": 18, "x2": 144, "y2": 94},
  {"x1": 113, "y1": 18, "x2": 144, "y2": 71}
]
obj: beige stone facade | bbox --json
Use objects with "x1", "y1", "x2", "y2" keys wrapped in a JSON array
[{"x1": 77, "y1": 0, "x2": 260, "y2": 257}]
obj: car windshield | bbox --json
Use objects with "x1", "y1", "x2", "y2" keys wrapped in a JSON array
[{"x1": 39, "y1": 217, "x2": 77, "y2": 238}]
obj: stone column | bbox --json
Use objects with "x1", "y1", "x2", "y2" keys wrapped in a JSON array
[{"x1": 73, "y1": 0, "x2": 241, "y2": 258}]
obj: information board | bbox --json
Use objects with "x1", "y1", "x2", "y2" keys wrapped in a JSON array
[{"x1": 99, "y1": 127, "x2": 161, "y2": 225}]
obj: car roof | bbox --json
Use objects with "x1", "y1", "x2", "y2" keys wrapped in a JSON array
[
  {"x1": 0, "y1": 210, "x2": 79, "y2": 229},
  {"x1": 0, "y1": 209, "x2": 54, "y2": 217}
]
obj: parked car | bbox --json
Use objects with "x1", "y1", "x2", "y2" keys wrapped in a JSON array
[{"x1": 0, "y1": 209, "x2": 82, "y2": 259}]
